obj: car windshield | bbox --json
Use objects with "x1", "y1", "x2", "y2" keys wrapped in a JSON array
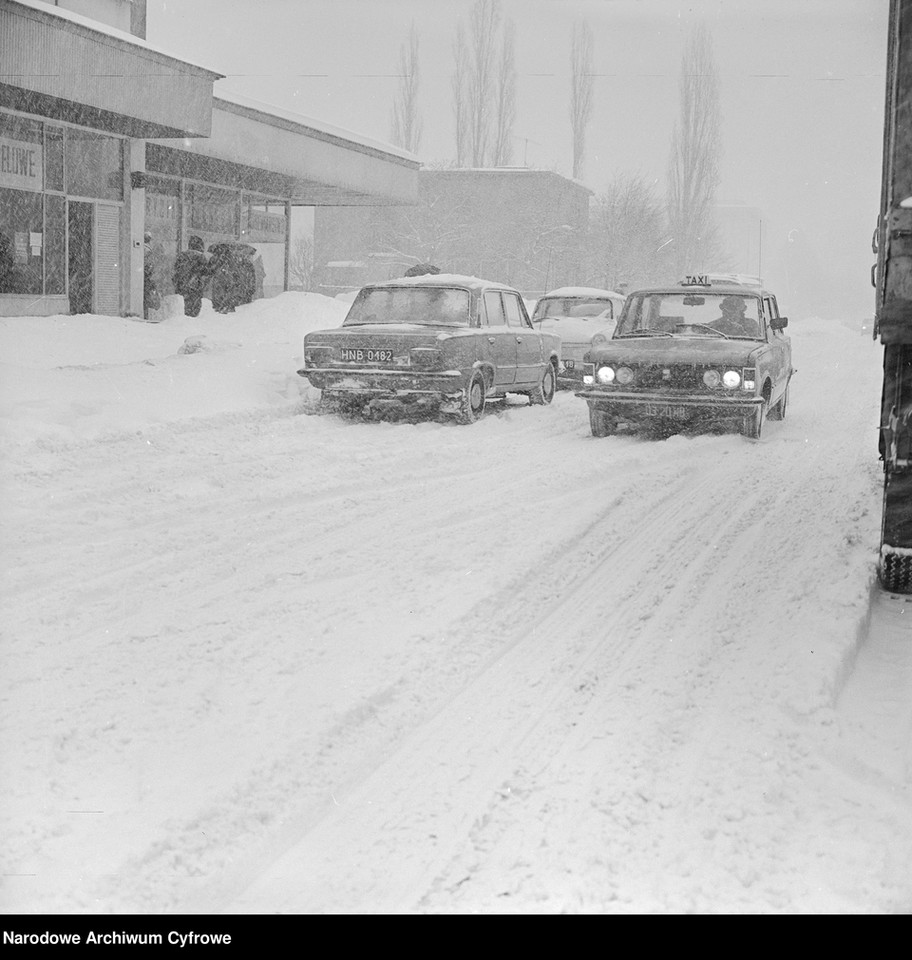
[
  {"x1": 532, "y1": 297, "x2": 613, "y2": 320},
  {"x1": 344, "y1": 287, "x2": 471, "y2": 326},
  {"x1": 615, "y1": 292, "x2": 763, "y2": 339}
]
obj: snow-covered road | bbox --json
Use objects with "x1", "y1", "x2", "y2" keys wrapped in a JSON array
[{"x1": 2, "y1": 299, "x2": 910, "y2": 914}]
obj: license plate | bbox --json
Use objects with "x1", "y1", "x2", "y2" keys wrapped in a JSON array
[
  {"x1": 340, "y1": 347, "x2": 393, "y2": 363},
  {"x1": 644, "y1": 403, "x2": 687, "y2": 419},
  {"x1": 563, "y1": 359, "x2": 575, "y2": 370}
]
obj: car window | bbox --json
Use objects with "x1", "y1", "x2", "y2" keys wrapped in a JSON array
[
  {"x1": 344, "y1": 287, "x2": 471, "y2": 326},
  {"x1": 483, "y1": 291, "x2": 506, "y2": 326},
  {"x1": 532, "y1": 297, "x2": 614, "y2": 320},
  {"x1": 503, "y1": 293, "x2": 525, "y2": 327},
  {"x1": 616, "y1": 293, "x2": 762, "y2": 339}
]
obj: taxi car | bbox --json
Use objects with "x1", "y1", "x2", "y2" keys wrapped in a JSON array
[
  {"x1": 298, "y1": 274, "x2": 561, "y2": 423},
  {"x1": 529, "y1": 287, "x2": 627, "y2": 389},
  {"x1": 575, "y1": 274, "x2": 794, "y2": 439}
]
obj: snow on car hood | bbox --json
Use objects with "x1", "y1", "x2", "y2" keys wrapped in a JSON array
[{"x1": 591, "y1": 335, "x2": 765, "y2": 364}]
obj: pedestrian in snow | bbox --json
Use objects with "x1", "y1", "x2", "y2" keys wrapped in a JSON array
[
  {"x1": 143, "y1": 231, "x2": 161, "y2": 320},
  {"x1": 210, "y1": 243, "x2": 257, "y2": 313},
  {"x1": 173, "y1": 235, "x2": 211, "y2": 317}
]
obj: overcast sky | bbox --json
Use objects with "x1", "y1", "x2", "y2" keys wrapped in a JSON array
[{"x1": 147, "y1": 0, "x2": 889, "y2": 316}]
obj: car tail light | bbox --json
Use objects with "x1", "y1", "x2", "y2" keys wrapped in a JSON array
[{"x1": 409, "y1": 348, "x2": 442, "y2": 367}]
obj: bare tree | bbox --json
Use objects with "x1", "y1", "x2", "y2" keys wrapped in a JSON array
[
  {"x1": 491, "y1": 18, "x2": 516, "y2": 166},
  {"x1": 666, "y1": 21, "x2": 723, "y2": 276},
  {"x1": 570, "y1": 20, "x2": 594, "y2": 181},
  {"x1": 587, "y1": 173, "x2": 669, "y2": 289},
  {"x1": 390, "y1": 23, "x2": 423, "y2": 154},
  {"x1": 451, "y1": 0, "x2": 514, "y2": 167},
  {"x1": 288, "y1": 234, "x2": 315, "y2": 291},
  {"x1": 452, "y1": 23, "x2": 470, "y2": 166},
  {"x1": 468, "y1": 0, "x2": 499, "y2": 165}
]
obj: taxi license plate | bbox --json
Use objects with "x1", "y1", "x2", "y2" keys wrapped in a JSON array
[
  {"x1": 341, "y1": 348, "x2": 393, "y2": 363},
  {"x1": 644, "y1": 403, "x2": 687, "y2": 419}
]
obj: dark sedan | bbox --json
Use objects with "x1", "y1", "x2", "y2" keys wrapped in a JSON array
[{"x1": 299, "y1": 274, "x2": 561, "y2": 423}]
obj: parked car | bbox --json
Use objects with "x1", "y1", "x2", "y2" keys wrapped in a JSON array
[
  {"x1": 530, "y1": 287, "x2": 626, "y2": 388},
  {"x1": 298, "y1": 273, "x2": 562, "y2": 423},
  {"x1": 575, "y1": 276, "x2": 794, "y2": 439}
]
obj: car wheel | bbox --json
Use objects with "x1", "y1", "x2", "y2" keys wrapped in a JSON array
[
  {"x1": 530, "y1": 361, "x2": 557, "y2": 405},
  {"x1": 589, "y1": 404, "x2": 615, "y2": 438},
  {"x1": 768, "y1": 384, "x2": 789, "y2": 421},
  {"x1": 456, "y1": 371, "x2": 486, "y2": 424}
]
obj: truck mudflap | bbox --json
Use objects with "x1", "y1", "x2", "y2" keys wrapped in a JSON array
[
  {"x1": 878, "y1": 345, "x2": 912, "y2": 592},
  {"x1": 880, "y1": 466, "x2": 912, "y2": 592}
]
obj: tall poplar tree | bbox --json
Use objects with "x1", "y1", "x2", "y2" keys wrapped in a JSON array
[
  {"x1": 666, "y1": 22, "x2": 723, "y2": 275},
  {"x1": 390, "y1": 23, "x2": 423, "y2": 154}
]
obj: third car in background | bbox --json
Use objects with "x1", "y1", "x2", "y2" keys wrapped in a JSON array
[{"x1": 530, "y1": 287, "x2": 627, "y2": 388}]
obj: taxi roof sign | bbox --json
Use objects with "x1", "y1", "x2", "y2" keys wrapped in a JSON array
[{"x1": 679, "y1": 273, "x2": 763, "y2": 287}]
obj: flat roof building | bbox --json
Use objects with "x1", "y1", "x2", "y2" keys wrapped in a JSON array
[{"x1": 0, "y1": 0, "x2": 419, "y2": 316}]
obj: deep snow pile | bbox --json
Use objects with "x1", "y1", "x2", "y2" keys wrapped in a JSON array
[{"x1": 1, "y1": 292, "x2": 910, "y2": 916}]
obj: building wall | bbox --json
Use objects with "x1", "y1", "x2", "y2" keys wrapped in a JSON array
[{"x1": 313, "y1": 169, "x2": 592, "y2": 296}]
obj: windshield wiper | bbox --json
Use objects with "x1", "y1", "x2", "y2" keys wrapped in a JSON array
[{"x1": 615, "y1": 331, "x2": 674, "y2": 338}]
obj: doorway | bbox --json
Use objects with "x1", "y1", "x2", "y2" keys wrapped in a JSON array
[{"x1": 68, "y1": 200, "x2": 93, "y2": 314}]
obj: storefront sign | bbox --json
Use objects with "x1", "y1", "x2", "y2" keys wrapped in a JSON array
[
  {"x1": 0, "y1": 136, "x2": 43, "y2": 192},
  {"x1": 246, "y1": 209, "x2": 286, "y2": 242}
]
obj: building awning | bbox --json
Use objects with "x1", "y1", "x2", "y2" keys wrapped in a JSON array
[
  {"x1": 0, "y1": 0, "x2": 222, "y2": 138},
  {"x1": 147, "y1": 94, "x2": 420, "y2": 207}
]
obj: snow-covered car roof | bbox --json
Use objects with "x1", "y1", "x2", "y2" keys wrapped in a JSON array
[
  {"x1": 629, "y1": 283, "x2": 774, "y2": 300},
  {"x1": 362, "y1": 274, "x2": 521, "y2": 293},
  {"x1": 539, "y1": 287, "x2": 626, "y2": 299}
]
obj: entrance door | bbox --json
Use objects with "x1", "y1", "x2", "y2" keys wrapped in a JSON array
[{"x1": 67, "y1": 201, "x2": 93, "y2": 314}]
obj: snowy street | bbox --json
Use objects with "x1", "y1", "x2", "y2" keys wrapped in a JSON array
[{"x1": 2, "y1": 295, "x2": 911, "y2": 914}]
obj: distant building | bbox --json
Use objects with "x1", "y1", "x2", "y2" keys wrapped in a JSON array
[
  {"x1": 314, "y1": 167, "x2": 593, "y2": 296},
  {"x1": 0, "y1": 0, "x2": 418, "y2": 317},
  {"x1": 715, "y1": 205, "x2": 763, "y2": 277}
]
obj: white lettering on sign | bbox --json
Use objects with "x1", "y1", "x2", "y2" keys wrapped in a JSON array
[{"x1": 0, "y1": 136, "x2": 43, "y2": 192}]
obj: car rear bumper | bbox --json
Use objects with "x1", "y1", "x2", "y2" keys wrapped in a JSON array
[{"x1": 299, "y1": 366, "x2": 464, "y2": 398}]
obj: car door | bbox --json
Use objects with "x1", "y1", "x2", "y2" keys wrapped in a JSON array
[
  {"x1": 762, "y1": 295, "x2": 789, "y2": 400},
  {"x1": 504, "y1": 291, "x2": 541, "y2": 385},
  {"x1": 480, "y1": 290, "x2": 517, "y2": 387}
]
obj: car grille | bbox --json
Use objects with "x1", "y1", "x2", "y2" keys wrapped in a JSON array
[{"x1": 631, "y1": 364, "x2": 712, "y2": 390}]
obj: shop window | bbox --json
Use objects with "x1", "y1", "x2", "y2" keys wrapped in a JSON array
[
  {"x1": 0, "y1": 187, "x2": 44, "y2": 295},
  {"x1": 44, "y1": 195, "x2": 66, "y2": 295},
  {"x1": 188, "y1": 183, "x2": 239, "y2": 244},
  {"x1": 145, "y1": 176, "x2": 181, "y2": 296},
  {"x1": 44, "y1": 127, "x2": 64, "y2": 193},
  {"x1": 66, "y1": 129, "x2": 123, "y2": 202},
  {"x1": 0, "y1": 113, "x2": 43, "y2": 195}
]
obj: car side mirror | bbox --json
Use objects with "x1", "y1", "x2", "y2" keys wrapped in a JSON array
[{"x1": 771, "y1": 316, "x2": 788, "y2": 330}]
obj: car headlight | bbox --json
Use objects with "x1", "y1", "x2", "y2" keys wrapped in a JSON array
[
  {"x1": 722, "y1": 370, "x2": 741, "y2": 389},
  {"x1": 596, "y1": 365, "x2": 615, "y2": 384},
  {"x1": 591, "y1": 332, "x2": 608, "y2": 347},
  {"x1": 703, "y1": 369, "x2": 721, "y2": 388},
  {"x1": 615, "y1": 366, "x2": 634, "y2": 385}
]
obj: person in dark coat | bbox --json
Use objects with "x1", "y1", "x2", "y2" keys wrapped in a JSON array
[
  {"x1": 210, "y1": 243, "x2": 257, "y2": 313},
  {"x1": 143, "y1": 231, "x2": 161, "y2": 320},
  {"x1": 173, "y1": 235, "x2": 211, "y2": 317}
]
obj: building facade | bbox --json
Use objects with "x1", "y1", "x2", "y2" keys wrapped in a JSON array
[
  {"x1": 0, "y1": 0, "x2": 419, "y2": 317},
  {"x1": 314, "y1": 168, "x2": 593, "y2": 297}
]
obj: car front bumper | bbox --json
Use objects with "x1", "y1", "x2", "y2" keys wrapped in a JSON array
[{"x1": 576, "y1": 388, "x2": 763, "y2": 422}]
